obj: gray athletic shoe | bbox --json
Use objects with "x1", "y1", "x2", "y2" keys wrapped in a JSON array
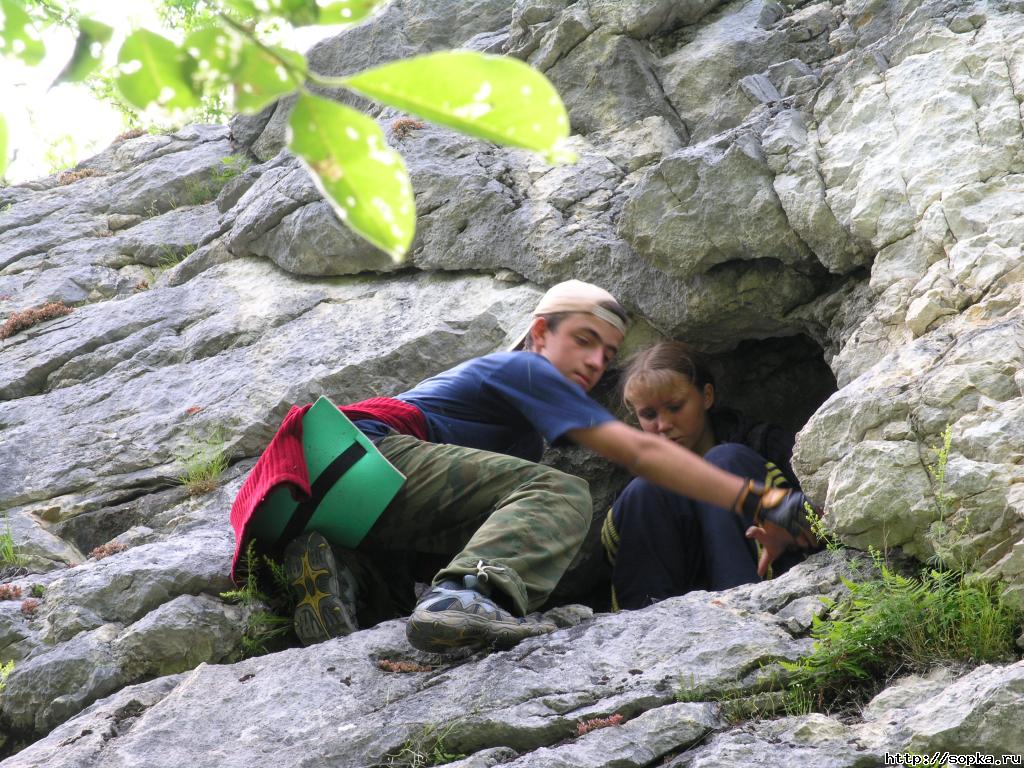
[
  {"x1": 406, "y1": 577, "x2": 557, "y2": 654},
  {"x1": 283, "y1": 531, "x2": 359, "y2": 646}
]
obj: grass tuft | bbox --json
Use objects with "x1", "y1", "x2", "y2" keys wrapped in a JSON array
[
  {"x1": 0, "y1": 517, "x2": 22, "y2": 568},
  {"x1": 211, "y1": 155, "x2": 251, "y2": 185},
  {"x1": 177, "y1": 428, "x2": 229, "y2": 495},
  {"x1": 384, "y1": 722, "x2": 465, "y2": 768}
]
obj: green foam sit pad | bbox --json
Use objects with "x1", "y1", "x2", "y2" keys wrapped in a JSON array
[{"x1": 248, "y1": 396, "x2": 406, "y2": 551}]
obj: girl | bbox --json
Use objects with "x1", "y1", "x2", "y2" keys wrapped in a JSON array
[{"x1": 601, "y1": 341, "x2": 810, "y2": 610}]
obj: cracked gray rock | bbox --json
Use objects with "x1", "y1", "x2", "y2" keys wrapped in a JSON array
[{"x1": 2, "y1": 0, "x2": 1024, "y2": 763}]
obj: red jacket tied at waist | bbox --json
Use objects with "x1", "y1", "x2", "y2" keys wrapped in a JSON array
[{"x1": 228, "y1": 397, "x2": 427, "y2": 581}]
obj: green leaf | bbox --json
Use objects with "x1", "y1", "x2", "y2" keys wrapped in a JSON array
[
  {"x1": 342, "y1": 51, "x2": 575, "y2": 163},
  {"x1": 316, "y1": 0, "x2": 390, "y2": 25},
  {"x1": 0, "y1": 114, "x2": 8, "y2": 179},
  {"x1": 222, "y1": 0, "x2": 387, "y2": 26},
  {"x1": 280, "y1": 0, "x2": 320, "y2": 25},
  {"x1": 220, "y1": 0, "x2": 261, "y2": 20},
  {"x1": 115, "y1": 29, "x2": 199, "y2": 111},
  {"x1": 53, "y1": 18, "x2": 113, "y2": 86},
  {"x1": 184, "y1": 25, "x2": 240, "y2": 92},
  {"x1": 220, "y1": 0, "x2": 320, "y2": 25},
  {"x1": 288, "y1": 92, "x2": 415, "y2": 260},
  {"x1": 232, "y1": 39, "x2": 305, "y2": 114},
  {"x1": 0, "y1": 0, "x2": 46, "y2": 66}
]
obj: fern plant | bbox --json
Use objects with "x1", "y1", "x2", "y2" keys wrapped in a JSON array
[
  {"x1": 221, "y1": 540, "x2": 295, "y2": 658},
  {"x1": 782, "y1": 552, "x2": 1022, "y2": 712}
]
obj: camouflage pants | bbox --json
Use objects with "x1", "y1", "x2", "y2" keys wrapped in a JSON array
[{"x1": 354, "y1": 434, "x2": 592, "y2": 619}]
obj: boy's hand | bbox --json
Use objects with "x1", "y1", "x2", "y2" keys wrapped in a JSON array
[
  {"x1": 745, "y1": 522, "x2": 798, "y2": 577},
  {"x1": 736, "y1": 482, "x2": 824, "y2": 576},
  {"x1": 734, "y1": 482, "x2": 819, "y2": 545}
]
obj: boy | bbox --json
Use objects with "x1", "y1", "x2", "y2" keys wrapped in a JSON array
[{"x1": 235, "y1": 280, "x2": 814, "y2": 653}]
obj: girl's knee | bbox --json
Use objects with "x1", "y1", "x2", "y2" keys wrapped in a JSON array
[
  {"x1": 616, "y1": 476, "x2": 671, "y2": 510},
  {"x1": 704, "y1": 442, "x2": 763, "y2": 473},
  {"x1": 612, "y1": 477, "x2": 689, "y2": 530}
]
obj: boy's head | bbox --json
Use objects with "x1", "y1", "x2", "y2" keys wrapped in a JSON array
[{"x1": 513, "y1": 280, "x2": 628, "y2": 392}]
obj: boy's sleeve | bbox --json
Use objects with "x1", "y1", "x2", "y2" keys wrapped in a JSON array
[{"x1": 483, "y1": 354, "x2": 616, "y2": 444}]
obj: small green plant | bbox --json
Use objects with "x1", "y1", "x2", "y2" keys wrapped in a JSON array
[
  {"x1": 0, "y1": 660, "x2": 14, "y2": 694},
  {"x1": 239, "y1": 611, "x2": 292, "y2": 658},
  {"x1": 157, "y1": 243, "x2": 197, "y2": 270},
  {"x1": 221, "y1": 541, "x2": 294, "y2": 658},
  {"x1": 805, "y1": 502, "x2": 840, "y2": 553},
  {"x1": 177, "y1": 427, "x2": 229, "y2": 495},
  {"x1": 28, "y1": 584, "x2": 45, "y2": 599},
  {"x1": 384, "y1": 722, "x2": 465, "y2": 768},
  {"x1": 43, "y1": 133, "x2": 78, "y2": 174},
  {"x1": 220, "y1": 541, "x2": 271, "y2": 606},
  {"x1": 211, "y1": 155, "x2": 251, "y2": 186},
  {"x1": 781, "y1": 679, "x2": 815, "y2": 717},
  {"x1": 183, "y1": 176, "x2": 217, "y2": 206},
  {"x1": 922, "y1": 425, "x2": 974, "y2": 570},
  {"x1": 0, "y1": 517, "x2": 21, "y2": 568},
  {"x1": 925, "y1": 424, "x2": 955, "y2": 523},
  {"x1": 781, "y1": 558, "x2": 1023, "y2": 713},
  {"x1": 675, "y1": 671, "x2": 809, "y2": 724}
]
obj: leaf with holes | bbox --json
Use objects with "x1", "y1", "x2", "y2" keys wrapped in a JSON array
[
  {"x1": 115, "y1": 29, "x2": 199, "y2": 111},
  {"x1": 288, "y1": 92, "x2": 415, "y2": 261},
  {"x1": 232, "y1": 38, "x2": 305, "y2": 114},
  {"x1": 53, "y1": 18, "x2": 113, "y2": 85},
  {"x1": 0, "y1": 0, "x2": 45, "y2": 66},
  {"x1": 316, "y1": 0, "x2": 390, "y2": 25},
  {"x1": 343, "y1": 51, "x2": 575, "y2": 163}
]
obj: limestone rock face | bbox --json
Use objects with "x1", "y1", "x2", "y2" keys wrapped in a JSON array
[{"x1": 2, "y1": 0, "x2": 1023, "y2": 763}]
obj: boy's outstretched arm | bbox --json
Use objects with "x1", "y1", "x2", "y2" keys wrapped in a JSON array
[
  {"x1": 569, "y1": 421, "x2": 744, "y2": 508},
  {"x1": 569, "y1": 421, "x2": 808, "y2": 573}
]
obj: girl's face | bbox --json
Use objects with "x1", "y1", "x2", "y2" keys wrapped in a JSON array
[{"x1": 627, "y1": 372, "x2": 716, "y2": 455}]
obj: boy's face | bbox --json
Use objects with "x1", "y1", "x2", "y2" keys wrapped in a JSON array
[{"x1": 530, "y1": 313, "x2": 624, "y2": 392}]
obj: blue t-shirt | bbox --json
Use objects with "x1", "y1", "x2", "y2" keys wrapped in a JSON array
[{"x1": 355, "y1": 352, "x2": 615, "y2": 462}]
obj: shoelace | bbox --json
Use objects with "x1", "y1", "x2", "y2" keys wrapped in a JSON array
[{"x1": 464, "y1": 559, "x2": 505, "y2": 592}]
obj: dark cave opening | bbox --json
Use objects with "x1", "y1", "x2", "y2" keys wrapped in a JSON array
[{"x1": 708, "y1": 333, "x2": 838, "y2": 437}]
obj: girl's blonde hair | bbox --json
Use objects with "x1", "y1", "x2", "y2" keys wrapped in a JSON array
[{"x1": 621, "y1": 341, "x2": 716, "y2": 409}]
